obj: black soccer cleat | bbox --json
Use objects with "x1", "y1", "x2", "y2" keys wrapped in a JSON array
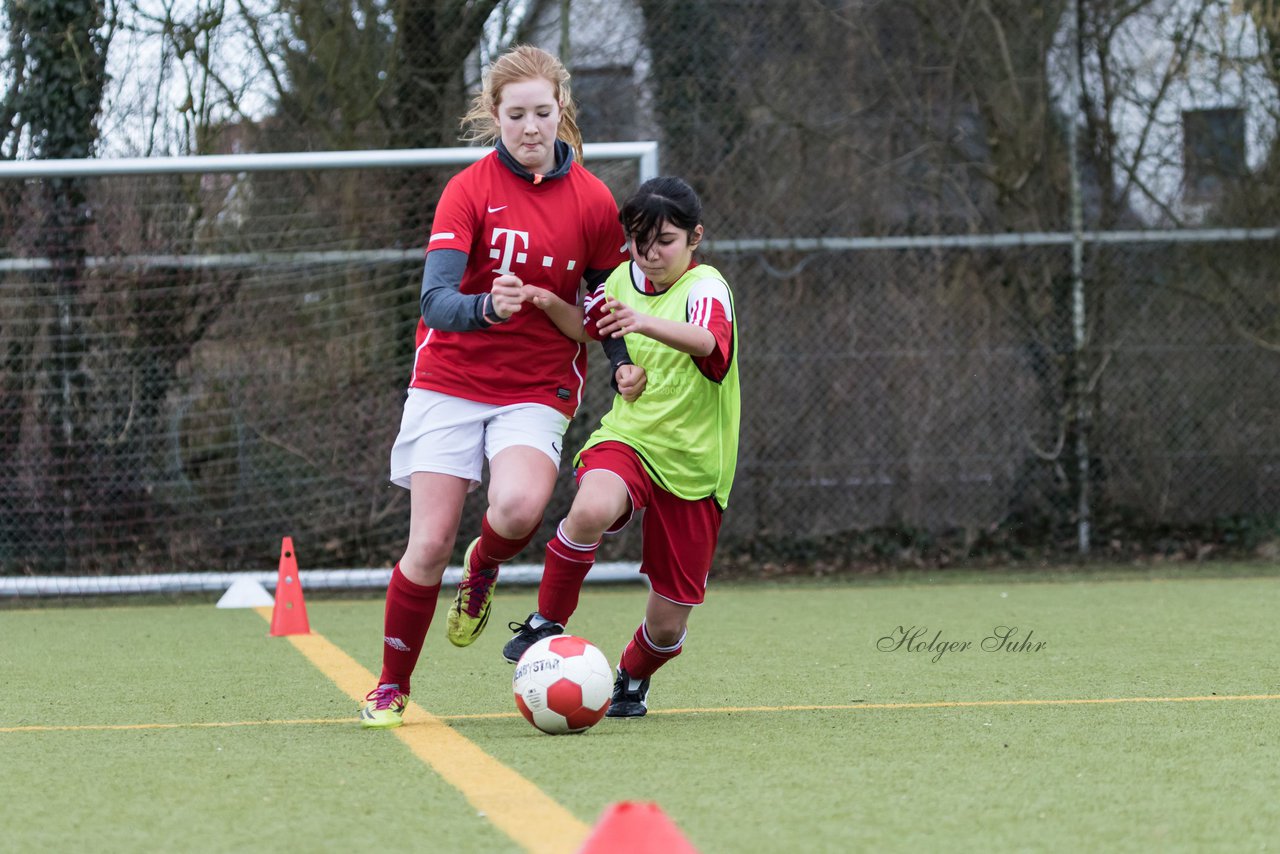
[
  {"x1": 604, "y1": 666, "x2": 650, "y2": 718},
  {"x1": 501, "y1": 612, "x2": 565, "y2": 663}
]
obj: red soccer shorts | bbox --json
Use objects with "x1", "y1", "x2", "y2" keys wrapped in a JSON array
[{"x1": 576, "y1": 441, "x2": 723, "y2": 606}]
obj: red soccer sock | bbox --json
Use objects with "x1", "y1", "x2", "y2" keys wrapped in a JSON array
[
  {"x1": 471, "y1": 514, "x2": 540, "y2": 572},
  {"x1": 536, "y1": 522, "x2": 599, "y2": 626},
  {"x1": 378, "y1": 564, "x2": 440, "y2": 694},
  {"x1": 619, "y1": 621, "x2": 685, "y2": 679}
]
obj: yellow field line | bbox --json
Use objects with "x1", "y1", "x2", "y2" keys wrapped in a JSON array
[
  {"x1": 251, "y1": 607, "x2": 589, "y2": 854},
  {"x1": 654, "y1": 693, "x2": 1280, "y2": 714},
  {"x1": 436, "y1": 692, "x2": 1280, "y2": 718},
  {"x1": 8, "y1": 692, "x2": 1278, "y2": 734},
  {"x1": 0, "y1": 717, "x2": 349, "y2": 733}
]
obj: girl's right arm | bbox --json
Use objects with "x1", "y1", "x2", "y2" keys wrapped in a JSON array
[
  {"x1": 584, "y1": 275, "x2": 648, "y2": 401},
  {"x1": 613, "y1": 364, "x2": 646, "y2": 402},
  {"x1": 522, "y1": 285, "x2": 588, "y2": 342},
  {"x1": 420, "y1": 249, "x2": 512, "y2": 330}
]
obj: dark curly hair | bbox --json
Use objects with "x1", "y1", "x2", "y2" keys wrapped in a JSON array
[{"x1": 620, "y1": 176, "x2": 703, "y2": 257}]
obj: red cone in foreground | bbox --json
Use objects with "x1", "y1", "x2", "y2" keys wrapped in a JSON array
[
  {"x1": 269, "y1": 536, "x2": 310, "y2": 636},
  {"x1": 577, "y1": 801, "x2": 699, "y2": 854}
]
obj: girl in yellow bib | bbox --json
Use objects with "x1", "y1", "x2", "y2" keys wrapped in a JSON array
[{"x1": 503, "y1": 176, "x2": 741, "y2": 717}]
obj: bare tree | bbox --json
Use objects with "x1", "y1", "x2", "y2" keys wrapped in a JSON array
[{"x1": 1, "y1": 0, "x2": 114, "y2": 568}]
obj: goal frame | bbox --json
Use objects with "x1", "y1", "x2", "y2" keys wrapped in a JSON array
[{"x1": 0, "y1": 142, "x2": 658, "y2": 597}]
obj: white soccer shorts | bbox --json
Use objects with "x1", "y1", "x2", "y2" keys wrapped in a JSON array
[{"x1": 389, "y1": 388, "x2": 570, "y2": 489}]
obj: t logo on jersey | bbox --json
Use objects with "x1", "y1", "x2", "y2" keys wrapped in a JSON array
[
  {"x1": 488, "y1": 226, "x2": 581, "y2": 276},
  {"x1": 489, "y1": 228, "x2": 530, "y2": 275}
]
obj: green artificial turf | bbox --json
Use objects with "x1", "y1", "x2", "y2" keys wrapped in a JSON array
[{"x1": 3, "y1": 568, "x2": 1278, "y2": 852}]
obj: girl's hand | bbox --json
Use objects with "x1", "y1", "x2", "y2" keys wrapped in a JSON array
[
  {"x1": 491, "y1": 274, "x2": 526, "y2": 318},
  {"x1": 521, "y1": 284, "x2": 557, "y2": 310},
  {"x1": 596, "y1": 297, "x2": 648, "y2": 338},
  {"x1": 615, "y1": 364, "x2": 647, "y2": 402}
]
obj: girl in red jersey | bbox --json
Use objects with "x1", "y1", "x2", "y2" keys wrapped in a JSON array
[{"x1": 361, "y1": 45, "x2": 646, "y2": 729}]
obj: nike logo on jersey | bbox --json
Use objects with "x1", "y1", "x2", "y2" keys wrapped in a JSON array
[{"x1": 487, "y1": 205, "x2": 508, "y2": 213}]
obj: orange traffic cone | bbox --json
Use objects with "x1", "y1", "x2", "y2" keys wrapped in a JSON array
[
  {"x1": 269, "y1": 536, "x2": 311, "y2": 636},
  {"x1": 577, "y1": 801, "x2": 698, "y2": 854}
]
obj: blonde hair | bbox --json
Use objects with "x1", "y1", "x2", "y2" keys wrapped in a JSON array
[{"x1": 460, "y1": 45, "x2": 585, "y2": 163}]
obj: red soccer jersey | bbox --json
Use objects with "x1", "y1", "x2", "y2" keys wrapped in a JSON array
[{"x1": 411, "y1": 152, "x2": 628, "y2": 417}]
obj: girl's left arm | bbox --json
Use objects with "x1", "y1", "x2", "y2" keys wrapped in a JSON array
[{"x1": 595, "y1": 297, "x2": 716, "y2": 356}]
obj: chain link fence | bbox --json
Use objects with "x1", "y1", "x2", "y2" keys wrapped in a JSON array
[
  {"x1": 713, "y1": 234, "x2": 1279, "y2": 567},
  {"x1": 2, "y1": 0, "x2": 1278, "y2": 576}
]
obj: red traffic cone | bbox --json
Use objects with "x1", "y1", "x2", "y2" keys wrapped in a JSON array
[
  {"x1": 577, "y1": 801, "x2": 699, "y2": 854},
  {"x1": 269, "y1": 536, "x2": 310, "y2": 636}
]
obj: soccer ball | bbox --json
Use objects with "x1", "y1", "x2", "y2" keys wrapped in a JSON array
[{"x1": 512, "y1": 635, "x2": 613, "y2": 734}]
